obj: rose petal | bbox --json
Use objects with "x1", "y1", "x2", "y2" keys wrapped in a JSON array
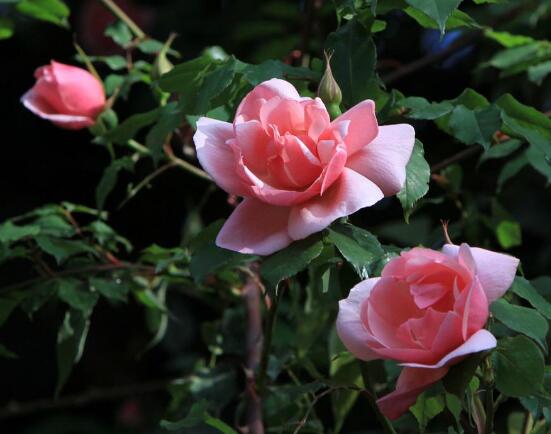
[
  {"x1": 401, "y1": 329, "x2": 497, "y2": 369},
  {"x1": 377, "y1": 367, "x2": 450, "y2": 420},
  {"x1": 442, "y1": 244, "x2": 519, "y2": 302},
  {"x1": 235, "y1": 78, "x2": 301, "y2": 122},
  {"x1": 234, "y1": 120, "x2": 271, "y2": 176},
  {"x1": 51, "y1": 61, "x2": 105, "y2": 118},
  {"x1": 336, "y1": 278, "x2": 382, "y2": 361},
  {"x1": 216, "y1": 198, "x2": 292, "y2": 256},
  {"x1": 21, "y1": 90, "x2": 96, "y2": 130},
  {"x1": 288, "y1": 168, "x2": 384, "y2": 240},
  {"x1": 194, "y1": 118, "x2": 251, "y2": 196},
  {"x1": 346, "y1": 124, "x2": 415, "y2": 195},
  {"x1": 305, "y1": 98, "x2": 330, "y2": 142},
  {"x1": 331, "y1": 100, "x2": 378, "y2": 156}
]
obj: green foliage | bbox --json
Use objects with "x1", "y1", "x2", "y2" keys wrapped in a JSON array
[
  {"x1": 404, "y1": 0, "x2": 463, "y2": 34},
  {"x1": 493, "y1": 336, "x2": 545, "y2": 397},
  {"x1": 397, "y1": 139, "x2": 431, "y2": 222},
  {"x1": 16, "y1": 0, "x2": 69, "y2": 28}
]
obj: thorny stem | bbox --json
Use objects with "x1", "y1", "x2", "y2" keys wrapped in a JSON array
[
  {"x1": 359, "y1": 362, "x2": 397, "y2": 434},
  {"x1": 98, "y1": 0, "x2": 146, "y2": 39},
  {"x1": 257, "y1": 289, "x2": 281, "y2": 395},
  {"x1": 431, "y1": 145, "x2": 483, "y2": 173},
  {"x1": 483, "y1": 357, "x2": 495, "y2": 434},
  {"x1": 242, "y1": 277, "x2": 264, "y2": 434}
]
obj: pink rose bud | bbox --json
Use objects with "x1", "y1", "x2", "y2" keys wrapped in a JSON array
[
  {"x1": 336, "y1": 243, "x2": 519, "y2": 420},
  {"x1": 194, "y1": 79, "x2": 415, "y2": 255},
  {"x1": 21, "y1": 61, "x2": 106, "y2": 130}
]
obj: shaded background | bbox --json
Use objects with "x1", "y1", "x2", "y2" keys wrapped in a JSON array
[{"x1": 1, "y1": 0, "x2": 551, "y2": 433}]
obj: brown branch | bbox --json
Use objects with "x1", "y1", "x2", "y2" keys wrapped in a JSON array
[
  {"x1": 241, "y1": 277, "x2": 264, "y2": 434},
  {"x1": 0, "y1": 262, "x2": 155, "y2": 294},
  {"x1": 0, "y1": 378, "x2": 176, "y2": 419},
  {"x1": 382, "y1": 30, "x2": 483, "y2": 85},
  {"x1": 430, "y1": 145, "x2": 483, "y2": 173}
]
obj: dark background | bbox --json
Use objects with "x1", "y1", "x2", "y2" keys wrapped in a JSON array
[{"x1": 1, "y1": 0, "x2": 551, "y2": 433}]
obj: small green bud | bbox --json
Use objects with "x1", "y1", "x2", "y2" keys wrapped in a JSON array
[
  {"x1": 152, "y1": 33, "x2": 177, "y2": 79},
  {"x1": 318, "y1": 51, "x2": 342, "y2": 109}
]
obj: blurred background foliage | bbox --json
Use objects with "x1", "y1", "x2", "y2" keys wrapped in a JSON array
[{"x1": 1, "y1": 0, "x2": 551, "y2": 433}]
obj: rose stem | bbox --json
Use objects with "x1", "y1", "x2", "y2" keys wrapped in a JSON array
[
  {"x1": 359, "y1": 362, "x2": 397, "y2": 434},
  {"x1": 98, "y1": 0, "x2": 146, "y2": 39}
]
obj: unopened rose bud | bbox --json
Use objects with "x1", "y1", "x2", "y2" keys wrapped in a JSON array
[{"x1": 318, "y1": 51, "x2": 342, "y2": 118}]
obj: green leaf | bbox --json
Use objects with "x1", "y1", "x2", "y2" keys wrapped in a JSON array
[
  {"x1": 511, "y1": 277, "x2": 551, "y2": 320},
  {"x1": 161, "y1": 400, "x2": 238, "y2": 433},
  {"x1": 0, "y1": 292, "x2": 26, "y2": 327},
  {"x1": 89, "y1": 277, "x2": 128, "y2": 302},
  {"x1": 104, "y1": 21, "x2": 132, "y2": 46},
  {"x1": 95, "y1": 157, "x2": 135, "y2": 209},
  {"x1": 528, "y1": 61, "x2": 551, "y2": 85},
  {"x1": 497, "y1": 153, "x2": 528, "y2": 191},
  {"x1": 405, "y1": 7, "x2": 478, "y2": 31},
  {"x1": 0, "y1": 221, "x2": 40, "y2": 244},
  {"x1": 325, "y1": 19, "x2": 378, "y2": 107},
  {"x1": 238, "y1": 60, "x2": 319, "y2": 86},
  {"x1": 0, "y1": 17, "x2": 14, "y2": 39},
  {"x1": 490, "y1": 299, "x2": 548, "y2": 351},
  {"x1": 443, "y1": 353, "x2": 483, "y2": 397},
  {"x1": 404, "y1": 0, "x2": 463, "y2": 34},
  {"x1": 401, "y1": 96, "x2": 454, "y2": 120},
  {"x1": 102, "y1": 109, "x2": 161, "y2": 145},
  {"x1": 190, "y1": 220, "x2": 252, "y2": 282},
  {"x1": 56, "y1": 309, "x2": 91, "y2": 395},
  {"x1": 0, "y1": 343, "x2": 17, "y2": 359},
  {"x1": 16, "y1": 0, "x2": 70, "y2": 28},
  {"x1": 496, "y1": 220, "x2": 522, "y2": 249},
  {"x1": 327, "y1": 222, "x2": 383, "y2": 279},
  {"x1": 397, "y1": 139, "x2": 431, "y2": 222},
  {"x1": 484, "y1": 30, "x2": 535, "y2": 48},
  {"x1": 478, "y1": 139, "x2": 522, "y2": 166},
  {"x1": 157, "y1": 56, "x2": 213, "y2": 93},
  {"x1": 493, "y1": 335, "x2": 544, "y2": 397},
  {"x1": 145, "y1": 102, "x2": 182, "y2": 163},
  {"x1": 56, "y1": 278, "x2": 99, "y2": 314},
  {"x1": 410, "y1": 392, "x2": 445, "y2": 432},
  {"x1": 448, "y1": 105, "x2": 501, "y2": 150},
  {"x1": 496, "y1": 94, "x2": 551, "y2": 155},
  {"x1": 35, "y1": 237, "x2": 98, "y2": 264},
  {"x1": 260, "y1": 234, "x2": 324, "y2": 288},
  {"x1": 195, "y1": 57, "x2": 238, "y2": 114}
]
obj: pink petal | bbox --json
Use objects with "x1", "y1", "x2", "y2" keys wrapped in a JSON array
[
  {"x1": 442, "y1": 244, "x2": 519, "y2": 302},
  {"x1": 377, "y1": 367, "x2": 450, "y2": 420},
  {"x1": 288, "y1": 168, "x2": 384, "y2": 240},
  {"x1": 304, "y1": 98, "x2": 330, "y2": 142},
  {"x1": 401, "y1": 329, "x2": 497, "y2": 369},
  {"x1": 234, "y1": 120, "x2": 271, "y2": 176},
  {"x1": 21, "y1": 90, "x2": 96, "y2": 130},
  {"x1": 331, "y1": 100, "x2": 379, "y2": 156},
  {"x1": 336, "y1": 278, "x2": 382, "y2": 361},
  {"x1": 346, "y1": 124, "x2": 415, "y2": 195},
  {"x1": 259, "y1": 97, "x2": 305, "y2": 133},
  {"x1": 235, "y1": 79, "x2": 301, "y2": 122},
  {"x1": 50, "y1": 61, "x2": 106, "y2": 118},
  {"x1": 194, "y1": 118, "x2": 251, "y2": 196},
  {"x1": 216, "y1": 198, "x2": 292, "y2": 256}
]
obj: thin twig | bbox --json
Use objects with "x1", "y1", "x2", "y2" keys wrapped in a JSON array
[
  {"x1": 431, "y1": 145, "x2": 483, "y2": 173},
  {"x1": 0, "y1": 378, "x2": 176, "y2": 419},
  {"x1": 292, "y1": 387, "x2": 336, "y2": 434},
  {"x1": 256, "y1": 288, "x2": 282, "y2": 395},
  {"x1": 0, "y1": 262, "x2": 155, "y2": 294},
  {"x1": 382, "y1": 31, "x2": 482, "y2": 85},
  {"x1": 98, "y1": 0, "x2": 146, "y2": 39},
  {"x1": 242, "y1": 277, "x2": 264, "y2": 434}
]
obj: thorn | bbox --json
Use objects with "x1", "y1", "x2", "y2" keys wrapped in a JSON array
[{"x1": 441, "y1": 219, "x2": 453, "y2": 245}]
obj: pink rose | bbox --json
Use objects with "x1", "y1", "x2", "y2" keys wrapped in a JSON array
[
  {"x1": 336, "y1": 243, "x2": 519, "y2": 420},
  {"x1": 194, "y1": 79, "x2": 415, "y2": 255},
  {"x1": 21, "y1": 61, "x2": 106, "y2": 130}
]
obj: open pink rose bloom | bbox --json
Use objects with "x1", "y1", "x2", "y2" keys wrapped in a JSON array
[
  {"x1": 21, "y1": 61, "x2": 106, "y2": 130},
  {"x1": 194, "y1": 79, "x2": 415, "y2": 255},
  {"x1": 337, "y1": 243, "x2": 519, "y2": 419}
]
